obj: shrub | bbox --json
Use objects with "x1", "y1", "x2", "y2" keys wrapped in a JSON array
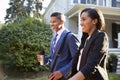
[
  {"x1": 107, "y1": 53, "x2": 118, "y2": 72},
  {"x1": 0, "y1": 17, "x2": 52, "y2": 72},
  {"x1": 109, "y1": 53, "x2": 118, "y2": 59}
]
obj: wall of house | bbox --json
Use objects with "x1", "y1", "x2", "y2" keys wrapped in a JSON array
[
  {"x1": 105, "y1": 19, "x2": 120, "y2": 48},
  {"x1": 105, "y1": 19, "x2": 113, "y2": 48},
  {"x1": 68, "y1": 18, "x2": 78, "y2": 34},
  {"x1": 52, "y1": 0, "x2": 68, "y2": 13},
  {"x1": 68, "y1": 16, "x2": 78, "y2": 33},
  {"x1": 67, "y1": 0, "x2": 75, "y2": 10},
  {"x1": 44, "y1": 0, "x2": 68, "y2": 24}
]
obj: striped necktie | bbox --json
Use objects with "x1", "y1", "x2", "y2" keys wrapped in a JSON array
[{"x1": 53, "y1": 34, "x2": 58, "y2": 54}]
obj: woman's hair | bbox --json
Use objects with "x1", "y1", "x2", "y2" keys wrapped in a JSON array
[
  {"x1": 80, "y1": 8, "x2": 105, "y2": 30},
  {"x1": 50, "y1": 12, "x2": 65, "y2": 21}
]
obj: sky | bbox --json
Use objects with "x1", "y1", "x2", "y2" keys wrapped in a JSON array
[
  {"x1": 0, "y1": 0, "x2": 9, "y2": 23},
  {"x1": 0, "y1": 0, "x2": 51, "y2": 23}
]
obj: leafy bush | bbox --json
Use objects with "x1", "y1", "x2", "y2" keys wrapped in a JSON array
[
  {"x1": 0, "y1": 17, "x2": 52, "y2": 72},
  {"x1": 109, "y1": 53, "x2": 118, "y2": 59}
]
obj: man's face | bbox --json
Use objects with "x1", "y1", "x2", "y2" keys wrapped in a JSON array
[{"x1": 50, "y1": 16, "x2": 63, "y2": 32}]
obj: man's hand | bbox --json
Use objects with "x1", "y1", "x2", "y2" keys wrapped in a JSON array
[
  {"x1": 48, "y1": 71, "x2": 63, "y2": 80},
  {"x1": 37, "y1": 55, "x2": 42, "y2": 62}
]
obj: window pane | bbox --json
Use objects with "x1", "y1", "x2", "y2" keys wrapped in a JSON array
[
  {"x1": 87, "y1": 0, "x2": 97, "y2": 5},
  {"x1": 73, "y1": 0, "x2": 78, "y2": 3},
  {"x1": 117, "y1": 0, "x2": 120, "y2": 2},
  {"x1": 99, "y1": 0, "x2": 106, "y2": 6},
  {"x1": 116, "y1": 1, "x2": 120, "y2": 7}
]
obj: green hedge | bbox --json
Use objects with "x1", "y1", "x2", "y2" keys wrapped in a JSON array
[{"x1": 0, "y1": 17, "x2": 52, "y2": 72}]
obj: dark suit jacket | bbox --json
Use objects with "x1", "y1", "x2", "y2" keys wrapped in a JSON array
[
  {"x1": 79, "y1": 29, "x2": 109, "y2": 80},
  {"x1": 45, "y1": 29, "x2": 80, "y2": 79}
]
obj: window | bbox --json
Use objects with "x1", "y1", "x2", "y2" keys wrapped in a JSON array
[
  {"x1": 116, "y1": 0, "x2": 120, "y2": 7},
  {"x1": 73, "y1": 0, "x2": 78, "y2": 3},
  {"x1": 117, "y1": 0, "x2": 120, "y2": 2},
  {"x1": 99, "y1": 0, "x2": 106, "y2": 6},
  {"x1": 87, "y1": 0, "x2": 97, "y2": 5},
  {"x1": 112, "y1": 0, "x2": 120, "y2": 7}
]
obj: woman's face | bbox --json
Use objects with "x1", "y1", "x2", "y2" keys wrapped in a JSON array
[
  {"x1": 80, "y1": 12, "x2": 96, "y2": 35},
  {"x1": 50, "y1": 16, "x2": 63, "y2": 32}
]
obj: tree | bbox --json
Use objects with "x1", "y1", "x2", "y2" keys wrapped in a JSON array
[{"x1": 5, "y1": 0, "x2": 43, "y2": 24}]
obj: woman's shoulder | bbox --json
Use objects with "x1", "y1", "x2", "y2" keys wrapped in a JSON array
[{"x1": 98, "y1": 31, "x2": 108, "y2": 37}]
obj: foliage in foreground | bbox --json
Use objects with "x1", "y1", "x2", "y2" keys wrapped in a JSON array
[{"x1": 0, "y1": 17, "x2": 52, "y2": 72}]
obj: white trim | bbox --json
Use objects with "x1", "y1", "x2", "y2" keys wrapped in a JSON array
[
  {"x1": 95, "y1": 0, "x2": 98, "y2": 5},
  {"x1": 78, "y1": 12, "x2": 82, "y2": 41},
  {"x1": 78, "y1": 0, "x2": 80, "y2": 3},
  {"x1": 117, "y1": 0, "x2": 120, "y2": 2},
  {"x1": 106, "y1": 0, "x2": 112, "y2": 7},
  {"x1": 118, "y1": 33, "x2": 120, "y2": 48}
]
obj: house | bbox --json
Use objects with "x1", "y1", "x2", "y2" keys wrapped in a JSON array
[{"x1": 44, "y1": 0, "x2": 120, "y2": 73}]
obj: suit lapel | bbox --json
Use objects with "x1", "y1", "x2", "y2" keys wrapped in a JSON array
[
  {"x1": 50, "y1": 30, "x2": 68, "y2": 71},
  {"x1": 50, "y1": 37, "x2": 54, "y2": 56},
  {"x1": 53, "y1": 30, "x2": 68, "y2": 57}
]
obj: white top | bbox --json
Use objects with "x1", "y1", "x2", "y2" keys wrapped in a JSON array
[{"x1": 77, "y1": 48, "x2": 83, "y2": 71}]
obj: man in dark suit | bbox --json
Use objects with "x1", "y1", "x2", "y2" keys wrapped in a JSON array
[{"x1": 43, "y1": 12, "x2": 80, "y2": 80}]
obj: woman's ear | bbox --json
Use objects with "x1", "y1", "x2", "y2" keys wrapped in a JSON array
[{"x1": 92, "y1": 19, "x2": 98, "y2": 25}]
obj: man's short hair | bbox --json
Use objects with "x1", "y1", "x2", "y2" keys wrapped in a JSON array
[{"x1": 50, "y1": 12, "x2": 65, "y2": 21}]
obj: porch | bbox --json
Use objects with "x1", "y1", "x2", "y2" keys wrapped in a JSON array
[{"x1": 109, "y1": 48, "x2": 120, "y2": 74}]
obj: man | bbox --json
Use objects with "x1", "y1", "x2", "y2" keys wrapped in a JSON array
[{"x1": 38, "y1": 12, "x2": 80, "y2": 80}]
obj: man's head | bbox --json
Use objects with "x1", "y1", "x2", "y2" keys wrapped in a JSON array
[{"x1": 50, "y1": 12, "x2": 65, "y2": 32}]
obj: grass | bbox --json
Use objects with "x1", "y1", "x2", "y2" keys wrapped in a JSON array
[
  {"x1": 1, "y1": 72, "x2": 120, "y2": 80},
  {"x1": 108, "y1": 73, "x2": 120, "y2": 80}
]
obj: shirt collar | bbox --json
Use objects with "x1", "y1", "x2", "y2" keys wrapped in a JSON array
[{"x1": 56, "y1": 27, "x2": 65, "y2": 36}]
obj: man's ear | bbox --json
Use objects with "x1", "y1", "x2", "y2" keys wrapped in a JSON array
[{"x1": 61, "y1": 20, "x2": 64, "y2": 25}]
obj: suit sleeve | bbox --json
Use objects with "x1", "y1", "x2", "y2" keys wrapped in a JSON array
[
  {"x1": 45, "y1": 55, "x2": 51, "y2": 64},
  {"x1": 80, "y1": 32, "x2": 108, "y2": 78},
  {"x1": 60, "y1": 33, "x2": 80, "y2": 78}
]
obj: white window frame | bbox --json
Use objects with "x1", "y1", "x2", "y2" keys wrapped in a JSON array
[
  {"x1": 117, "y1": 0, "x2": 120, "y2": 2},
  {"x1": 86, "y1": 0, "x2": 107, "y2": 6},
  {"x1": 116, "y1": 0, "x2": 120, "y2": 7}
]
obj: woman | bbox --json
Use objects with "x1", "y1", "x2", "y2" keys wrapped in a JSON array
[{"x1": 69, "y1": 8, "x2": 109, "y2": 80}]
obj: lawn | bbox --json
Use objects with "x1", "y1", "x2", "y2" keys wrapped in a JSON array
[
  {"x1": 108, "y1": 73, "x2": 120, "y2": 80},
  {"x1": 1, "y1": 72, "x2": 120, "y2": 80}
]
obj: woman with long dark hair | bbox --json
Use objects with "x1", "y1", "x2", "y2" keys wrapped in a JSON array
[{"x1": 69, "y1": 8, "x2": 109, "y2": 80}]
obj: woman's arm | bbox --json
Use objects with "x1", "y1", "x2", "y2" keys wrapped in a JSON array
[{"x1": 69, "y1": 71, "x2": 85, "y2": 80}]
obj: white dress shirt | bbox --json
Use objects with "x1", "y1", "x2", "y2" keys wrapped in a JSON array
[{"x1": 54, "y1": 27, "x2": 65, "y2": 45}]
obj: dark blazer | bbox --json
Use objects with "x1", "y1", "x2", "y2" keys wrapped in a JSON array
[
  {"x1": 45, "y1": 29, "x2": 80, "y2": 79},
  {"x1": 79, "y1": 29, "x2": 109, "y2": 80}
]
